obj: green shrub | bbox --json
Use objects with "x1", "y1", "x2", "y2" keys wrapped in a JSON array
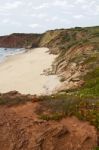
[{"x1": 38, "y1": 93, "x2": 99, "y2": 129}]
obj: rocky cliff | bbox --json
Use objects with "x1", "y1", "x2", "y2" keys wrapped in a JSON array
[
  {"x1": 0, "y1": 33, "x2": 41, "y2": 48},
  {"x1": 41, "y1": 27, "x2": 99, "y2": 93}
]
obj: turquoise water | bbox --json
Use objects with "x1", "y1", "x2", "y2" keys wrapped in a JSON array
[{"x1": 0, "y1": 48, "x2": 25, "y2": 62}]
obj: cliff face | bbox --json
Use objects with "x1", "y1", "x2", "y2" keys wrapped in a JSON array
[
  {"x1": 0, "y1": 33, "x2": 42, "y2": 48},
  {"x1": 40, "y1": 26, "x2": 99, "y2": 92}
]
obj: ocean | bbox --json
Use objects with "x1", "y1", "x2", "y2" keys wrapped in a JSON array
[{"x1": 0, "y1": 48, "x2": 25, "y2": 62}]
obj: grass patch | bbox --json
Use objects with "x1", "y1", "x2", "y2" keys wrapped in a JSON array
[
  {"x1": 38, "y1": 93, "x2": 99, "y2": 129},
  {"x1": 0, "y1": 94, "x2": 32, "y2": 106},
  {"x1": 77, "y1": 68, "x2": 99, "y2": 97},
  {"x1": 93, "y1": 147, "x2": 99, "y2": 150},
  {"x1": 82, "y1": 56, "x2": 98, "y2": 65},
  {"x1": 39, "y1": 113, "x2": 64, "y2": 121}
]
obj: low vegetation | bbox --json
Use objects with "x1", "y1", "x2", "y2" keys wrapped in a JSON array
[
  {"x1": 77, "y1": 68, "x2": 99, "y2": 98},
  {"x1": 0, "y1": 93, "x2": 32, "y2": 106},
  {"x1": 38, "y1": 93, "x2": 99, "y2": 130},
  {"x1": 94, "y1": 147, "x2": 99, "y2": 150}
]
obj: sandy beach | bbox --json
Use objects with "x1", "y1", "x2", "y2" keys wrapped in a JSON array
[{"x1": 0, "y1": 48, "x2": 61, "y2": 95}]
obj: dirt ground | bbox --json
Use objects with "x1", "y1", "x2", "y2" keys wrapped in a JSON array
[{"x1": 0, "y1": 100, "x2": 97, "y2": 150}]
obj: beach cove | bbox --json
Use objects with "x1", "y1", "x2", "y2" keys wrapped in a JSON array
[{"x1": 0, "y1": 48, "x2": 61, "y2": 95}]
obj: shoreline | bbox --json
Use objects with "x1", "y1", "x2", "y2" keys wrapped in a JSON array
[
  {"x1": 0, "y1": 48, "x2": 26, "y2": 63},
  {"x1": 0, "y1": 47, "x2": 61, "y2": 95}
]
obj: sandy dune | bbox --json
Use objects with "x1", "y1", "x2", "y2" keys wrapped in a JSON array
[{"x1": 0, "y1": 48, "x2": 61, "y2": 95}]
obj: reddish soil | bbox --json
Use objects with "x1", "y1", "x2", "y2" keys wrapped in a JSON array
[{"x1": 0, "y1": 101, "x2": 97, "y2": 150}]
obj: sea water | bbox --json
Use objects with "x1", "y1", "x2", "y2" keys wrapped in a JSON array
[{"x1": 0, "y1": 48, "x2": 25, "y2": 63}]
